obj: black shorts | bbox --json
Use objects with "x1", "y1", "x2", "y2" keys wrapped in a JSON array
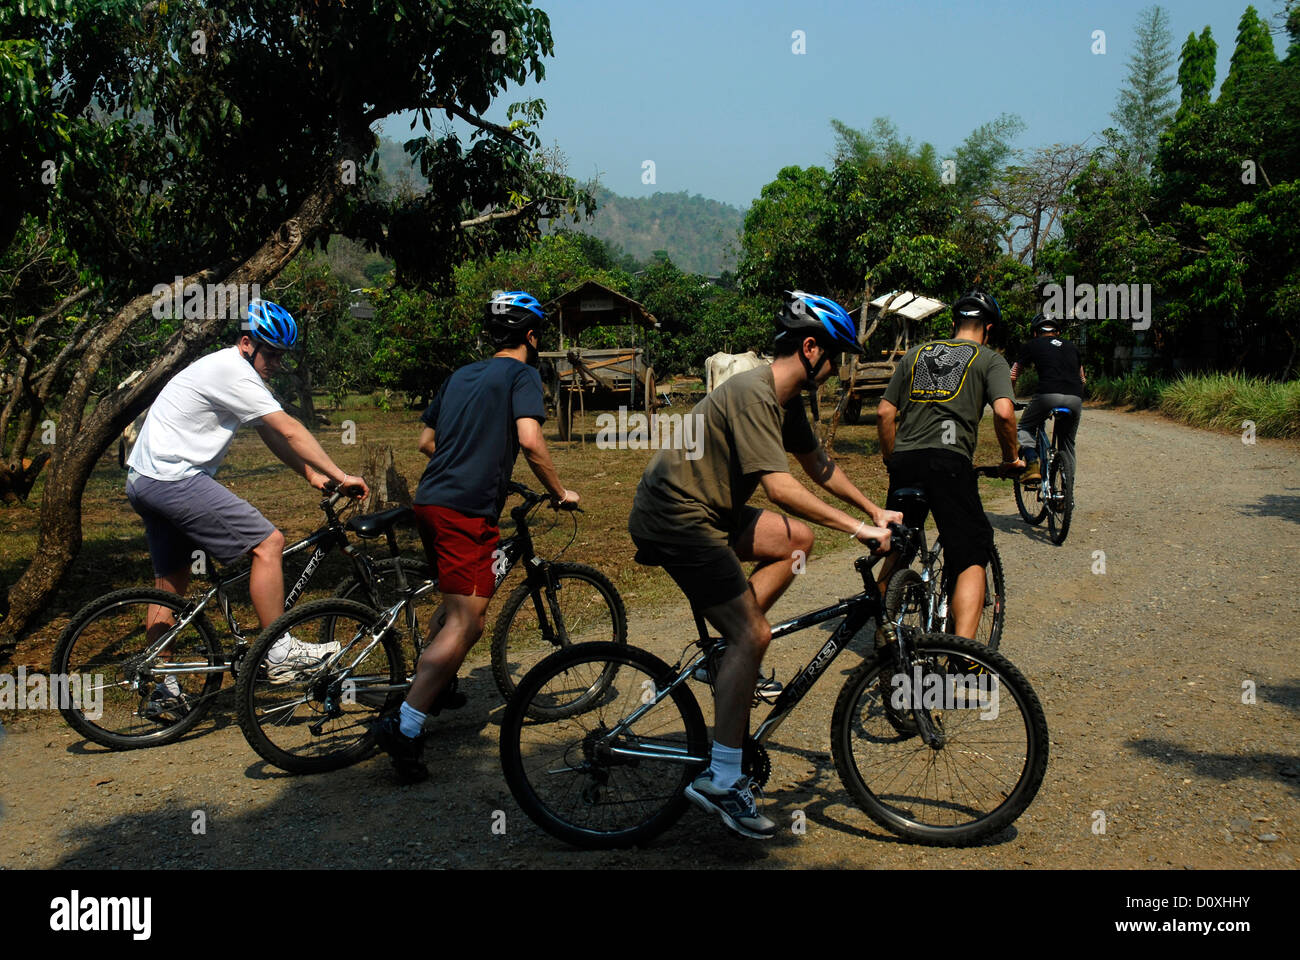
[
  {"x1": 885, "y1": 449, "x2": 993, "y2": 592},
  {"x1": 629, "y1": 506, "x2": 761, "y2": 611}
]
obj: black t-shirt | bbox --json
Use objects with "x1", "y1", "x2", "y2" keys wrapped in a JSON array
[
  {"x1": 1018, "y1": 336, "x2": 1083, "y2": 397},
  {"x1": 414, "y1": 357, "x2": 547, "y2": 519}
]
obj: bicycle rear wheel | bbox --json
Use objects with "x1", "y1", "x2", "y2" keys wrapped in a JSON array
[
  {"x1": 235, "y1": 598, "x2": 404, "y2": 774},
  {"x1": 490, "y1": 562, "x2": 626, "y2": 717},
  {"x1": 929, "y1": 538, "x2": 1005, "y2": 650},
  {"x1": 1047, "y1": 458, "x2": 1074, "y2": 545},
  {"x1": 830, "y1": 633, "x2": 1048, "y2": 845},
  {"x1": 500, "y1": 642, "x2": 708, "y2": 849},
  {"x1": 51, "y1": 588, "x2": 223, "y2": 749}
]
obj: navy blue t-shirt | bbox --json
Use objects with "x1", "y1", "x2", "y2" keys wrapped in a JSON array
[{"x1": 414, "y1": 357, "x2": 547, "y2": 519}]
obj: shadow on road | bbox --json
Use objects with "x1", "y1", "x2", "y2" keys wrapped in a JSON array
[{"x1": 1237, "y1": 490, "x2": 1300, "y2": 525}]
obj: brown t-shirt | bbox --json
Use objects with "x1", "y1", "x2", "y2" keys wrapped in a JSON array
[{"x1": 628, "y1": 364, "x2": 818, "y2": 545}]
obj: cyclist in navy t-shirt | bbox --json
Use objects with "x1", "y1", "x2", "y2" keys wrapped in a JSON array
[
  {"x1": 373, "y1": 292, "x2": 579, "y2": 783},
  {"x1": 1010, "y1": 315, "x2": 1086, "y2": 483}
]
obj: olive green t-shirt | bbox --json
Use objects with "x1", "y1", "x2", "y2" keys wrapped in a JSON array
[
  {"x1": 882, "y1": 338, "x2": 1014, "y2": 461},
  {"x1": 628, "y1": 364, "x2": 818, "y2": 545}
]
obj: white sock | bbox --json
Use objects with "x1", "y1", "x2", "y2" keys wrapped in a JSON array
[
  {"x1": 708, "y1": 741, "x2": 743, "y2": 787},
  {"x1": 399, "y1": 700, "x2": 426, "y2": 738}
]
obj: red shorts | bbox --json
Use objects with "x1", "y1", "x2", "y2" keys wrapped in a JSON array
[{"x1": 412, "y1": 504, "x2": 500, "y2": 597}]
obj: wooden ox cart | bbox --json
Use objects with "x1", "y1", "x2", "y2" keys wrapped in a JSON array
[{"x1": 540, "y1": 281, "x2": 660, "y2": 441}]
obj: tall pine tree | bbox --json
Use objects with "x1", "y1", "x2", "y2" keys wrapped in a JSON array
[
  {"x1": 1111, "y1": 5, "x2": 1177, "y2": 170},
  {"x1": 1176, "y1": 26, "x2": 1217, "y2": 114},
  {"x1": 1219, "y1": 5, "x2": 1276, "y2": 103}
]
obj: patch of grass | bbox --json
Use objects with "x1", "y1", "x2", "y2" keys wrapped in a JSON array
[{"x1": 1090, "y1": 372, "x2": 1300, "y2": 438}]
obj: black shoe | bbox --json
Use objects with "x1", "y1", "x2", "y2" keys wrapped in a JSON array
[
  {"x1": 428, "y1": 675, "x2": 467, "y2": 715},
  {"x1": 373, "y1": 713, "x2": 429, "y2": 784}
]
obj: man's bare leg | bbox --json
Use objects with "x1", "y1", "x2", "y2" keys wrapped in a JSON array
[{"x1": 949, "y1": 563, "x2": 986, "y2": 640}]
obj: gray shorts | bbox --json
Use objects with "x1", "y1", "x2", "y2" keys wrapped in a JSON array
[{"x1": 126, "y1": 469, "x2": 276, "y2": 577}]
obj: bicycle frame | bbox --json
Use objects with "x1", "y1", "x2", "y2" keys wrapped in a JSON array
[
  {"x1": 145, "y1": 498, "x2": 382, "y2": 678},
  {"x1": 597, "y1": 554, "x2": 937, "y2": 767}
]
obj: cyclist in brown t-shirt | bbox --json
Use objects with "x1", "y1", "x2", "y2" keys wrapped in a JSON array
[{"x1": 629, "y1": 291, "x2": 899, "y2": 839}]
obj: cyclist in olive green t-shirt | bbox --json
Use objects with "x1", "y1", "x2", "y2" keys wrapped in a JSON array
[{"x1": 876, "y1": 290, "x2": 1023, "y2": 641}]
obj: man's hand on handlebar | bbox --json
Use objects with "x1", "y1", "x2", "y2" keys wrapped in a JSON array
[
  {"x1": 326, "y1": 474, "x2": 369, "y2": 499},
  {"x1": 871, "y1": 507, "x2": 904, "y2": 527},
  {"x1": 854, "y1": 522, "x2": 892, "y2": 555},
  {"x1": 552, "y1": 488, "x2": 580, "y2": 510}
]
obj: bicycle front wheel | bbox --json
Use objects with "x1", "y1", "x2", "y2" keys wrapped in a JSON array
[
  {"x1": 1014, "y1": 473, "x2": 1048, "y2": 525},
  {"x1": 1047, "y1": 458, "x2": 1074, "y2": 545},
  {"x1": 500, "y1": 642, "x2": 708, "y2": 849},
  {"x1": 51, "y1": 588, "x2": 223, "y2": 749},
  {"x1": 490, "y1": 562, "x2": 627, "y2": 716},
  {"x1": 235, "y1": 598, "x2": 405, "y2": 774},
  {"x1": 830, "y1": 633, "x2": 1048, "y2": 845}
]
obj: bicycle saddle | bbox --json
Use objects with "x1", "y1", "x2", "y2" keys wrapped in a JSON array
[
  {"x1": 346, "y1": 505, "x2": 415, "y2": 538},
  {"x1": 1051, "y1": 407, "x2": 1073, "y2": 415},
  {"x1": 893, "y1": 487, "x2": 927, "y2": 502}
]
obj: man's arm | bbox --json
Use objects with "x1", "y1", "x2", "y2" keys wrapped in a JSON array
[
  {"x1": 417, "y1": 425, "x2": 436, "y2": 458},
  {"x1": 992, "y1": 397, "x2": 1024, "y2": 470},
  {"x1": 760, "y1": 470, "x2": 891, "y2": 550},
  {"x1": 876, "y1": 398, "x2": 899, "y2": 464},
  {"x1": 257, "y1": 411, "x2": 369, "y2": 496},
  {"x1": 794, "y1": 445, "x2": 901, "y2": 527},
  {"x1": 517, "y1": 417, "x2": 577, "y2": 505}
]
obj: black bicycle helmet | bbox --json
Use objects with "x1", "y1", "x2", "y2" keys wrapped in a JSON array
[
  {"x1": 1031, "y1": 313, "x2": 1060, "y2": 335},
  {"x1": 484, "y1": 291, "x2": 545, "y2": 346},
  {"x1": 951, "y1": 289, "x2": 1002, "y2": 327}
]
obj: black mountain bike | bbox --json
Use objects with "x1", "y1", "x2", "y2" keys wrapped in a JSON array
[
  {"x1": 500, "y1": 523, "x2": 1048, "y2": 848},
  {"x1": 1013, "y1": 400, "x2": 1075, "y2": 544},
  {"x1": 52, "y1": 485, "x2": 427, "y2": 750},
  {"x1": 883, "y1": 482, "x2": 1005, "y2": 651},
  {"x1": 235, "y1": 482, "x2": 626, "y2": 774}
]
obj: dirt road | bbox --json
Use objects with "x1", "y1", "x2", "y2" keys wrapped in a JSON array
[{"x1": 1, "y1": 407, "x2": 1296, "y2": 869}]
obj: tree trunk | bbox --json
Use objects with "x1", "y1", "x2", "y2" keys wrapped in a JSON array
[
  {"x1": 359, "y1": 441, "x2": 412, "y2": 513},
  {"x1": 3, "y1": 173, "x2": 345, "y2": 639}
]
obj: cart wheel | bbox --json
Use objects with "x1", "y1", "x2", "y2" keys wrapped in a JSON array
[{"x1": 644, "y1": 368, "x2": 656, "y2": 413}]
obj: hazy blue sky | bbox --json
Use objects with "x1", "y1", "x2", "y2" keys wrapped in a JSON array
[{"x1": 384, "y1": 0, "x2": 1282, "y2": 208}]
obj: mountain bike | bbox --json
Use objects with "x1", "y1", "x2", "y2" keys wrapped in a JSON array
[
  {"x1": 499, "y1": 523, "x2": 1049, "y2": 848},
  {"x1": 1012, "y1": 400, "x2": 1075, "y2": 544},
  {"x1": 881, "y1": 479, "x2": 1005, "y2": 651},
  {"x1": 52, "y1": 485, "x2": 430, "y2": 750},
  {"x1": 234, "y1": 482, "x2": 626, "y2": 774}
]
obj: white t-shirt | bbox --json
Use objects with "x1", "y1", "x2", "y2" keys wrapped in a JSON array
[{"x1": 128, "y1": 346, "x2": 283, "y2": 481}]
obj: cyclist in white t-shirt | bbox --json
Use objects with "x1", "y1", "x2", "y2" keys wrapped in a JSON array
[{"x1": 126, "y1": 299, "x2": 368, "y2": 709}]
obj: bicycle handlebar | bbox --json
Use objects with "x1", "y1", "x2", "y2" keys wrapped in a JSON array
[{"x1": 508, "y1": 480, "x2": 583, "y2": 512}]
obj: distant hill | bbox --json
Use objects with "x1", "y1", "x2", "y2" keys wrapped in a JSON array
[
  {"x1": 372, "y1": 138, "x2": 744, "y2": 275},
  {"x1": 559, "y1": 187, "x2": 744, "y2": 275}
]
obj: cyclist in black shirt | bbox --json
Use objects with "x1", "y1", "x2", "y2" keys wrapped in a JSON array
[{"x1": 1010, "y1": 315, "x2": 1086, "y2": 483}]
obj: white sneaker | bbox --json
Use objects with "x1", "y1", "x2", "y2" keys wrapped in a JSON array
[{"x1": 265, "y1": 632, "x2": 341, "y2": 685}]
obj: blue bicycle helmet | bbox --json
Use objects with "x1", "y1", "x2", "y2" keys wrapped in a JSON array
[
  {"x1": 242, "y1": 299, "x2": 299, "y2": 350},
  {"x1": 484, "y1": 290, "x2": 545, "y2": 346},
  {"x1": 775, "y1": 290, "x2": 864, "y2": 356}
]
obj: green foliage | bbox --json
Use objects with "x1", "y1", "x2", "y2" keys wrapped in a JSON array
[
  {"x1": 1176, "y1": 26, "x2": 1217, "y2": 111},
  {"x1": 739, "y1": 117, "x2": 1011, "y2": 323},
  {"x1": 1111, "y1": 5, "x2": 1177, "y2": 170},
  {"x1": 1219, "y1": 5, "x2": 1276, "y2": 104}
]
